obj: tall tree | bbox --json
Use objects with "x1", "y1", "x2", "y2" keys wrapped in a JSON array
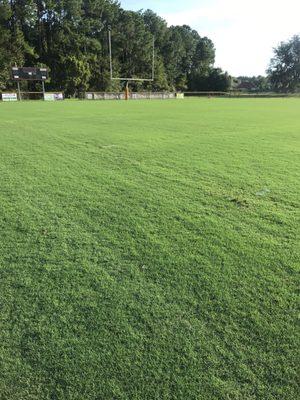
[
  {"x1": 0, "y1": 0, "x2": 34, "y2": 89},
  {"x1": 267, "y1": 35, "x2": 300, "y2": 93},
  {"x1": 189, "y1": 67, "x2": 230, "y2": 92}
]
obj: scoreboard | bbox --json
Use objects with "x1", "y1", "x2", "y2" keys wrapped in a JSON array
[{"x1": 12, "y1": 67, "x2": 48, "y2": 81}]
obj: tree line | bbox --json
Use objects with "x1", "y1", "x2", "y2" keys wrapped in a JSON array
[
  {"x1": 0, "y1": 1, "x2": 299, "y2": 95},
  {"x1": 0, "y1": 0, "x2": 230, "y2": 95}
]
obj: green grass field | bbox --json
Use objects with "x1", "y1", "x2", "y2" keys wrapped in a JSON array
[{"x1": 0, "y1": 98, "x2": 299, "y2": 400}]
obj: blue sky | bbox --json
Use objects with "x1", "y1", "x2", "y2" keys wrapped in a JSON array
[{"x1": 121, "y1": 0, "x2": 300, "y2": 76}]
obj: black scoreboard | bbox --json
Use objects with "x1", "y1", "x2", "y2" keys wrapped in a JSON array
[{"x1": 11, "y1": 67, "x2": 48, "y2": 81}]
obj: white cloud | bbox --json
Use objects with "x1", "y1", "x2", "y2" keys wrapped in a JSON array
[{"x1": 162, "y1": 0, "x2": 300, "y2": 76}]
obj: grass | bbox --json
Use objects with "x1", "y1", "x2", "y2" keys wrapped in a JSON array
[{"x1": 0, "y1": 98, "x2": 299, "y2": 400}]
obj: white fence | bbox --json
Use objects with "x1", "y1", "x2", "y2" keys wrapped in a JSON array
[{"x1": 85, "y1": 92, "x2": 176, "y2": 101}]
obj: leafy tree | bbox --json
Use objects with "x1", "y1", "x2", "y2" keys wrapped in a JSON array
[
  {"x1": 192, "y1": 36, "x2": 215, "y2": 73},
  {"x1": 142, "y1": 9, "x2": 168, "y2": 50},
  {"x1": 189, "y1": 68, "x2": 231, "y2": 92},
  {"x1": 0, "y1": 0, "x2": 34, "y2": 89},
  {"x1": 267, "y1": 35, "x2": 300, "y2": 93},
  {"x1": 62, "y1": 55, "x2": 91, "y2": 96},
  {"x1": 114, "y1": 11, "x2": 154, "y2": 85},
  {"x1": 161, "y1": 25, "x2": 215, "y2": 91}
]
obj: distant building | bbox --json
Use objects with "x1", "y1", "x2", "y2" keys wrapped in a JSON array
[{"x1": 237, "y1": 81, "x2": 257, "y2": 92}]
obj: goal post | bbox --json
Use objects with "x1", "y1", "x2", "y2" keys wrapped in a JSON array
[{"x1": 108, "y1": 30, "x2": 155, "y2": 99}]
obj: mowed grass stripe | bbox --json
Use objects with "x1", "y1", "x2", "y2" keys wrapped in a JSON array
[{"x1": 0, "y1": 99, "x2": 299, "y2": 399}]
